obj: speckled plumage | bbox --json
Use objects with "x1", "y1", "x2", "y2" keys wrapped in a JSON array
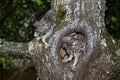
[
  {"x1": 62, "y1": 33, "x2": 86, "y2": 71},
  {"x1": 34, "y1": 10, "x2": 56, "y2": 48}
]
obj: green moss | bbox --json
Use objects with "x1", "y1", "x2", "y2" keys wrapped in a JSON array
[
  {"x1": 102, "y1": 28, "x2": 115, "y2": 54},
  {"x1": 56, "y1": 4, "x2": 66, "y2": 24}
]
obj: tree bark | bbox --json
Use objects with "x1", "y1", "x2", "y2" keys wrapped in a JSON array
[
  {"x1": 28, "y1": 0, "x2": 120, "y2": 80},
  {"x1": 0, "y1": 0, "x2": 120, "y2": 80},
  {"x1": 0, "y1": 39, "x2": 29, "y2": 56}
]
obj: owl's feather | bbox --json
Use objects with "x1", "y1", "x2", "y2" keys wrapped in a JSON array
[{"x1": 33, "y1": 10, "x2": 56, "y2": 48}]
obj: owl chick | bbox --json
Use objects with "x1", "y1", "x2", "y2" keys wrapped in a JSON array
[
  {"x1": 34, "y1": 10, "x2": 56, "y2": 48},
  {"x1": 62, "y1": 33, "x2": 86, "y2": 71}
]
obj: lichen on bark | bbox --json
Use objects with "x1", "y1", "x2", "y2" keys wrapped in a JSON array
[{"x1": 56, "y1": 4, "x2": 66, "y2": 24}]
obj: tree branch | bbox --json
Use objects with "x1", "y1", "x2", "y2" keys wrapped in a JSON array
[{"x1": 0, "y1": 39, "x2": 30, "y2": 56}]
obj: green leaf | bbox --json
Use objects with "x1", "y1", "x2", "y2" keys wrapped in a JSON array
[
  {"x1": 111, "y1": 16, "x2": 117, "y2": 22},
  {"x1": 35, "y1": 0, "x2": 43, "y2": 5},
  {"x1": 47, "y1": 0, "x2": 51, "y2": 2}
]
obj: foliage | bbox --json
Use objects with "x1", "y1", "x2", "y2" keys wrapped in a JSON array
[
  {"x1": 0, "y1": 0, "x2": 51, "y2": 42},
  {"x1": 0, "y1": 0, "x2": 51, "y2": 69},
  {"x1": 105, "y1": 0, "x2": 120, "y2": 39}
]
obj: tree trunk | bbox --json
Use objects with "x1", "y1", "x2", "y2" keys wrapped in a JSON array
[
  {"x1": 28, "y1": 0, "x2": 120, "y2": 80},
  {"x1": 0, "y1": 0, "x2": 120, "y2": 80}
]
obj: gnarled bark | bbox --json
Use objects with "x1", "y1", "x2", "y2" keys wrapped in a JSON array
[{"x1": 28, "y1": 0, "x2": 118, "y2": 80}]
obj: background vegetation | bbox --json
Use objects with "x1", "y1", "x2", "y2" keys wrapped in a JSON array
[
  {"x1": 0, "y1": 0, "x2": 51, "y2": 69},
  {"x1": 105, "y1": 0, "x2": 120, "y2": 39}
]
